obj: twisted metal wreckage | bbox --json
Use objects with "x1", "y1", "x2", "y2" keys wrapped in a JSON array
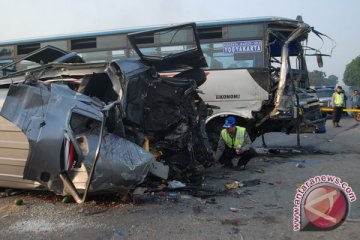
[
  {"x1": 0, "y1": 20, "x2": 334, "y2": 203},
  {"x1": 0, "y1": 24, "x2": 214, "y2": 203}
]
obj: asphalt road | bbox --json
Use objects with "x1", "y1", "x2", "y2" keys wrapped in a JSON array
[{"x1": 1, "y1": 117, "x2": 359, "y2": 240}]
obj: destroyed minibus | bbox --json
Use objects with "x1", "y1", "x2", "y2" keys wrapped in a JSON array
[{"x1": 0, "y1": 24, "x2": 213, "y2": 202}]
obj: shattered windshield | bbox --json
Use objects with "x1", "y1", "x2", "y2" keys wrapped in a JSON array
[{"x1": 127, "y1": 23, "x2": 207, "y2": 70}]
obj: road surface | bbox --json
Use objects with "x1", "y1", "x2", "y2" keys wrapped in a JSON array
[{"x1": 1, "y1": 117, "x2": 359, "y2": 240}]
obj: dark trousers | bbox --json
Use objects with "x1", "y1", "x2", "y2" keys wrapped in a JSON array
[
  {"x1": 219, "y1": 147, "x2": 257, "y2": 167},
  {"x1": 333, "y1": 107, "x2": 343, "y2": 123}
]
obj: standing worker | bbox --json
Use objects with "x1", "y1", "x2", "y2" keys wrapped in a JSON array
[
  {"x1": 213, "y1": 116, "x2": 256, "y2": 169},
  {"x1": 331, "y1": 86, "x2": 345, "y2": 127},
  {"x1": 350, "y1": 90, "x2": 360, "y2": 108},
  {"x1": 350, "y1": 90, "x2": 360, "y2": 120}
]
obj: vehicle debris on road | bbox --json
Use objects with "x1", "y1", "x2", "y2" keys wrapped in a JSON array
[
  {"x1": 14, "y1": 199, "x2": 23, "y2": 206},
  {"x1": 229, "y1": 207, "x2": 240, "y2": 212},
  {"x1": 255, "y1": 169, "x2": 265, "y2": 173},
  {"x1": 168, "y1": 180, "x2": 186, "y2": 189},
  {"x1": 225, "y1": 181, "x2": 244, "y2": 190},
  {"x1": 295, "y1": 163, "x2": 305, "y2": 168}
]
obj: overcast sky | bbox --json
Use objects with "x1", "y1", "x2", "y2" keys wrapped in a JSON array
[{"x1": 0, "y1": 0, "x2": 359, "y2": 81}]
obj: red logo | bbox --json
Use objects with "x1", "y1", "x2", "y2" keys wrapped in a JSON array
[{"x1": 304, "y1": 185, "x2": 348, "y2": 229}]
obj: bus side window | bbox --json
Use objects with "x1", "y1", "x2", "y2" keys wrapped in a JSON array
[{"x1": 202, "y1": 42, "x2": 264, "y2": 70}]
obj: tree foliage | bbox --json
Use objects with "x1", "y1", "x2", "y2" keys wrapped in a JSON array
[
  {"x1": 308, "y1": 70, "x2": 338, "y2": 86},
  {"x1": 344, "y1": 55, "x2": 360, "y2": 87}
]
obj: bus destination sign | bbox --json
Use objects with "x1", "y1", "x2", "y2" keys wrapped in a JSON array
[{"x1": 223, "y1": 40, "x2": 263, "y2": 54}]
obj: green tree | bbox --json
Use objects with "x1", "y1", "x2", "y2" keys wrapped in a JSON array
[
  {"x1": 308, "y1": 70, "x2": 338, "y2": 86},
  {"x1": 344, "y1": 55, "x2": 360, "y2": 87},
  {"x1": 327, "y1": 75, "x2": 338, "y2": 85}
]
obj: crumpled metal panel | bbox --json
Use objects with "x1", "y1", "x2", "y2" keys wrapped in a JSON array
[
  {"x1": 111, "y1": 60, "x2": 150, "y2": 121},
  {"x1": 270, "y1": 22, "x2": 311, "y2": 117},
  {"x1": 0, "y1": 81, "x2": 153, "y2": 197},
  {"x1": 110, "y1": 59, "x2": 201, "y2": 132},
  {"x1": 89, "y1": 133, "x2": 154, "y2": 192},
  {"x1": 0, "y1": 83, "x2": 104, "y2": 193},
  {"x1": 112, "y1": 60, "x2": 150, "y2": 80}
]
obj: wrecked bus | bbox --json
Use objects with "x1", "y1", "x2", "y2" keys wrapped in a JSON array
[
  {"x1": 194, "y1": 16, "x2": 329, "y2": 141},
  {"x1": 0, "y1": 17, "x2": 328, "y2": 140}
]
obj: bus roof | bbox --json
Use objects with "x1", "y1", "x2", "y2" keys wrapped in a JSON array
[{"x1": 0, "y1": 16, "x2": 299, "y2": 46}]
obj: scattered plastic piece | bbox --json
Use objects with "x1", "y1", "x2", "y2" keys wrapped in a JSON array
[
  {"x1": 14, "y1": 199, "x2": 23, "y2": 206},
  {"x1": 230, "y1": 207, "x2": 240, "y2": 212},
  {"x1": 149, "y1": 160, "x2": 169, "y2": 179},
  {"x1": 255, "y1": 169, "x2": 265, "y2": 173},
  {"x1": 168, "y1": 180, "x2": 186, "y2": 189},
  {"x1": 225, "y1": 181, "x2": 244, "y2": 190},
  {"x1": 296, "y1": 163, "x2": 305, "y2": 168}
]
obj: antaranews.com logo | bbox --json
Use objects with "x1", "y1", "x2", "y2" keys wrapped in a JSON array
[{"x1": 293, "y1": 175, "x2": 357, "y2": 231}]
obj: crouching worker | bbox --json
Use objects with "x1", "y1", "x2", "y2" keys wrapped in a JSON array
[{"x1": 213, "y1": 116, "x2": 256, "y2": 169}]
